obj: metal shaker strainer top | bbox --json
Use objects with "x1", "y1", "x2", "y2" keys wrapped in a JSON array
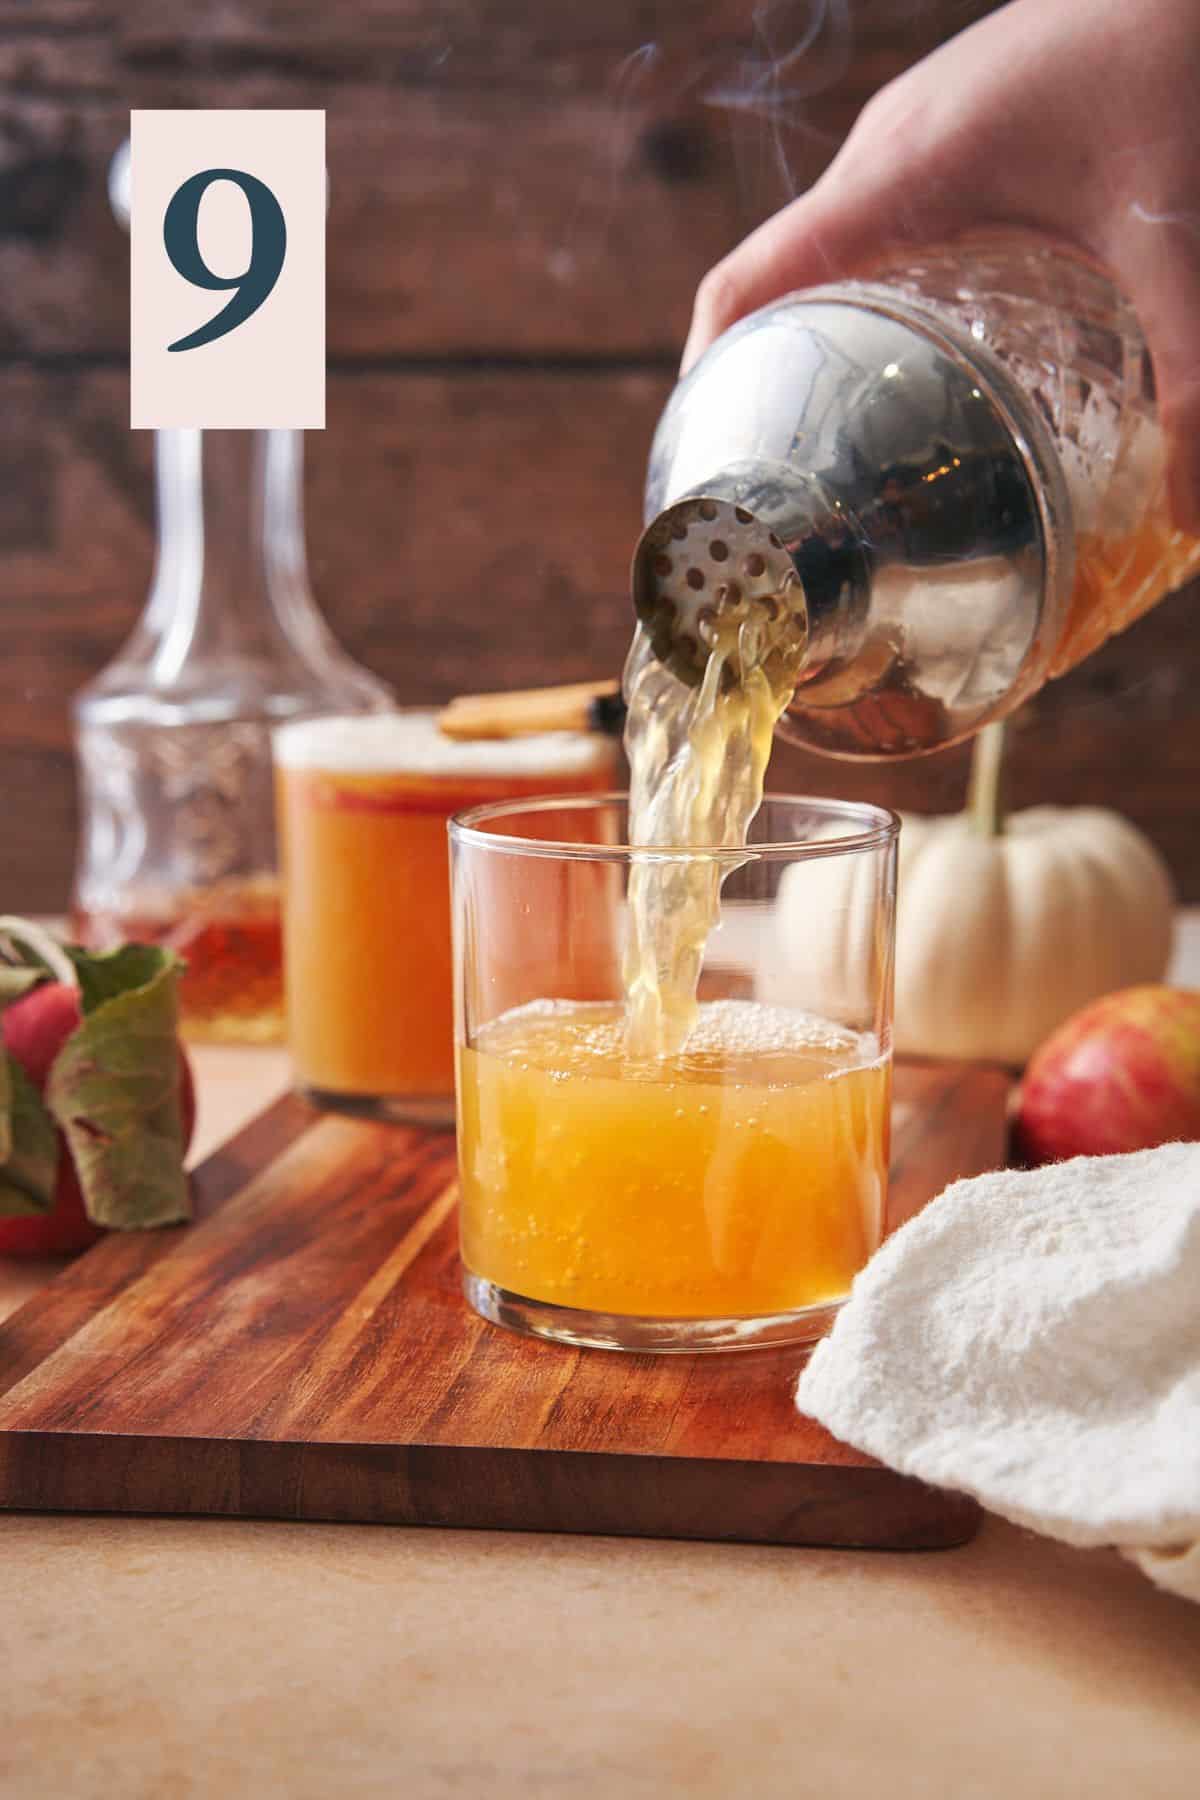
[{"x1": 631, "y1": 495, "x2": 802, "y2": 692}]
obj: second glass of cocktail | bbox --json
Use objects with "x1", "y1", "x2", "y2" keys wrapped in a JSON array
[
  {"x1": 274, "y1": 715, "x2": 614, "y2": 1123},
  {"x1": 451, "y1": 794, "x2": 897, "y2": 1352}
]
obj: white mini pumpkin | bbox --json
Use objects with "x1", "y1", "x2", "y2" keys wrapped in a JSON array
[
  {"x1": 894, "y1": 811, "x2": 1174, "y2": 1065},
  {"x1": 774, "y1": 724, "x2": 1175, "y2": 1065}
]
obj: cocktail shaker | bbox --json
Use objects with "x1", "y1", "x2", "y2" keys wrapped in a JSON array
[{"x1": 634, "y1": 234, "x2": 1200, "y2": 757}]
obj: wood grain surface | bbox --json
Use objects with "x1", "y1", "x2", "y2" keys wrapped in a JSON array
[
  {"x1": 0, "y1": 1061, "x2": 1008, "y2": 1547},
  {"x1": 1, "y1": 2, "x2": 987, "y2": 357},
  {"x1": 4, "y1": 0, "x2": 1197, "y2": 909}
]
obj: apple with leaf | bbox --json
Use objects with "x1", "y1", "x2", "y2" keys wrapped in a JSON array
[{"x1": 0, "y1": 919, "x2": 194, "y2": 1255}]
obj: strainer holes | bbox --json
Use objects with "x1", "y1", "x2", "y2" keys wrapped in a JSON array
[
  {"x1": 698, "y1": 500, "x2": 719, "y2": 521},
  {"x1": 745, "y1": 553, "x2": 766, "y2": 577},
  {"x1": 709, "y1": 540, "x2": 729, "y2": 562},
  {"x1": 685, "y1": 567, "x2": 706, "y2": 590}
]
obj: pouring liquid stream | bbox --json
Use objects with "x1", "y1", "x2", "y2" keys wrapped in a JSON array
[{"x1": 621, "y1": 581, "x2": 806, "y2": 1060}]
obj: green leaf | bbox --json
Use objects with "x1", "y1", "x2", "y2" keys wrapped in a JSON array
[
  {"x1": 0, "y1": 1058, "x2": 58, "y2": 1218},
  {"x1": 0, "y1": 963, "x2": 47, "y2": 1174},
  {"x1": 45, "y1": 949, "x2": 190, "y2": 1231},
  {"x1": 65, "y1": 942, "x2": 181, "y2": 1016}
]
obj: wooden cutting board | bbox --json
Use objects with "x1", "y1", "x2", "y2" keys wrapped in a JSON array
[{"x1": 0, "y1": 1061, "x2": 1008, "y2": 1548}]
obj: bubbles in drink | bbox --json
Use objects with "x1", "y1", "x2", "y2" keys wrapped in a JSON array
[{"x1": 484, "y1": 996, "x2": 876, "y2": 1083}]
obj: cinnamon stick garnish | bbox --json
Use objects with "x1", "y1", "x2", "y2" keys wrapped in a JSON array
[{"x1": 437, "y1": 679, "x2": 625, "y2": 741}]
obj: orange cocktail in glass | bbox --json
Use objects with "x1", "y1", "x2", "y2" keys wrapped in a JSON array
[
  {"x1": 274, "y1": 714, "x2": 614, "y2": 1121},
  {"x1": 459, "y1": 998, "x2": 890, "y2": 1320},
  {"x1": 450, "y1": 794, "x2": 898, "y2": 1351}
]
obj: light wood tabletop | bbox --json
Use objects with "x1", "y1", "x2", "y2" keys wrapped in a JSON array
[{"x1": 1, "y1": 921, "x2": 1199, "y2": 1797}]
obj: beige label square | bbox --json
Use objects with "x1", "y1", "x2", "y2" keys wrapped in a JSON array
[{"x1": 131, "y1": 110, "x2": 325, "y2": 428}]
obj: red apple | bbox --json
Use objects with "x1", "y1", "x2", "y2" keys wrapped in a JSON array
[
  {"x1": 2, "y1": 981, "x2": 82, "y2": 1090},
  {"x1": 0, "y1": 982, "x2": 196, "y2": 1256},
  {"x1": 1013, "y1": 985, "x2": 1200, "y2": 1165}
]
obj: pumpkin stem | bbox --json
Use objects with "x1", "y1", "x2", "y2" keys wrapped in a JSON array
[{"x1": 967, "y1": 720, "x2": 1007, "y2": 838}]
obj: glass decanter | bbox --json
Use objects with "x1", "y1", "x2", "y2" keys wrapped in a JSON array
[{"x1": 70, "y1": 427, "x2": 392, "y2": 1042}]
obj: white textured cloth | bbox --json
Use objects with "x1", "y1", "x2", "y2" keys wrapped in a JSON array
[{"x1": 796, "y1": 1143, "x2": 1200, "y2": 1602}]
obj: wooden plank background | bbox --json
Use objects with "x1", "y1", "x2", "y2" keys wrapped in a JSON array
[{"x1": 2, "y1": 0, "x2": 1197, "y2": 910}]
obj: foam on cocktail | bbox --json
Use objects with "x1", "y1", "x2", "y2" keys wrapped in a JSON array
[
  {"x1": 273, "y1": 711, "x2": 613, "y2": 777},
  {"x1": 494, "y1": 996, "x2": 875, "y2": 1067},
  {"x1": 662, "y1": 998, "x2": 870, "y2": 1060}
]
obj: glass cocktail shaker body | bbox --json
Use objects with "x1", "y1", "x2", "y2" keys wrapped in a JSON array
[{"x1": 636, "y1": 235, "x2": 1200, "y2": 757}]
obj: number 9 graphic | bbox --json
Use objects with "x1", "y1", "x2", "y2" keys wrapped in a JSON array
[{"x1": 163, "y1": 168, "x2": 287, "y2": 353}]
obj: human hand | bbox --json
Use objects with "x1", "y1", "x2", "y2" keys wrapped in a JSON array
[{"x1": 682, "y1": 0, "x2": 1200, "y2": 530}]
